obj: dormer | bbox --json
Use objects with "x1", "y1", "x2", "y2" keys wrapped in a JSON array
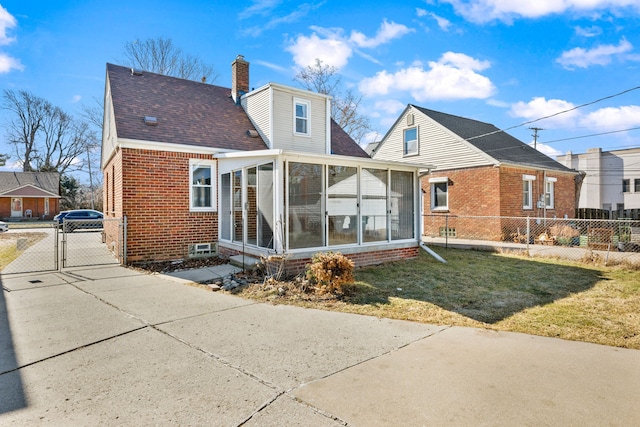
[{"x1": 233, "y1": 57, "x2": 332, "y2": 155}]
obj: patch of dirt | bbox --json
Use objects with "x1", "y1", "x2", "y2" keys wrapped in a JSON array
[{"x1": 131, "y1": 256, "x2": 229, "y2": 274}]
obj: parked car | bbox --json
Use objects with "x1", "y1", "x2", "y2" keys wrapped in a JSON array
[
  {"x1": 54, "y1": 209, "x2": 104, "y2": 231},
  {"x1": 0, "y1": 221, "x2": 8, "y2": 232}
]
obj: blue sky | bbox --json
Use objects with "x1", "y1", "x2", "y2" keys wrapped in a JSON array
[{"x1": 1, "y1": 0, "x2": 640, "y2": 180}]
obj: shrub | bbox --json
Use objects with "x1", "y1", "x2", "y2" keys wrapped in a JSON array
[{"x1": 306, "y1": 252, "x2": 354, "y2": 295}]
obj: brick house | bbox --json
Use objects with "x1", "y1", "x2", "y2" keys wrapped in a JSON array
[
  {"x1": 370, "y1": 105, "x2": 578, "y2": 240},
  {"x1": 101, "y1": 56, "x2": 426, "y2": 269},
  {"x1": 0, "y1": 172, "x2": 60, "y2": 220}
]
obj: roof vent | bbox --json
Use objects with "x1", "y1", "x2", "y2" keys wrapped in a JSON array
[
  {"x1": 247, "y1": 129, "x2": 259, "y2": 138},
  {"x1": 144, "y1": 116, "x2": 158, "y2": 126},
  {"x1": 407, "y1": 113, "x2": 414, "y2": 126},
  {"x1": 131, "y1": 68, "x2": 143, "y2": 76}
]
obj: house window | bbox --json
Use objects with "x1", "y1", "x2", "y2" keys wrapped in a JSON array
[
  {"x1": 522, "y1": 175, "x2": 536, "y2": 209},
  {"x1": 404, "y1": 127, "x2": 418, "y2": 156},
  {"x1": 545, "y1": 177, "x2": 556, "y2": 209},
  {"x1": 635, "y1": 178, "x2": 640, "y2": 192},
  {"x1": 294, "y1": 99, "x2": 310, "y2": 136},
  {"x1": 190, "y1": 160, "x2": 216, "y2": 211},
  {"x1": 622, "y1": 179, "x2": 630, "y2": 193},
  {"x1": 429, "y1": 177, "x2": 448, "y2": 211}
]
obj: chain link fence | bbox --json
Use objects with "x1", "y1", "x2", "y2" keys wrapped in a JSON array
[
  {"x1": 423, "y1": 215, "x2": 640, "y2": 265},
  {"x1": 0, "y1": 222, "x2": 59, "y2": 274},
  {"x1": 0, "y1": 218, "x2": 124, "y2": 275}
]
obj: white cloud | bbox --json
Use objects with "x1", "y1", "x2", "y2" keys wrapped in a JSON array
[
  {"x1": 510, "y1": 97, "x2": 579, "y2": 128},
  {"x1": 0, "y1": 7, "x2": 22, "y2": 73},
  {"x1": 286, "y1": 32, "x2": 352, "y2": 69},
  {"x1": 72, "y1": 95, "x2": 82, "y2": 103},
  {"x1": 530, "y1": 142, "x2": 563, "y2": 158},
  {"x1": 374, "y1": 99, "x2": 406, "y2": 115},
  {"x1": 557, "y1": 38, "x2": 635, "y2": 69},
  {"x1": 359, "y1": 52, "x2": 495, "y2": 101},
  {"x1": 0, "y1": 5, "x2": 17, "y2": 45},
  {"x1": 287, "y1": 19, "x2": 413, "y2": 69},
  {"x1": 350, "y1": 19, "x2": 413, "y2": 48},
  {"x1": 580, "y1": 105, "x2": 640, "y2": 129},
  {"x1": 416, "y1": 8, "x2": 428, "y2": 17},
  {"x1": 0, "y1": 52, "x2": 23, "y2": 73},
  {"x1": 241, "y1": 2, "x2": 324, "y2": 37},
  {"x1": 442, "y1": 0, "x2": 640, "y2": 24},
  {"x1": 574, "y1": 25, "x2": 602, "y2": 37}
]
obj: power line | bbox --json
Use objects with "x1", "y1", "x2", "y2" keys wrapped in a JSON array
[
  {"x1": 466, "y1": 84, "x2": 640, "y2": 142},
  {"x1": 540, "y1": 126, "x2": 640, "y2": 144}
]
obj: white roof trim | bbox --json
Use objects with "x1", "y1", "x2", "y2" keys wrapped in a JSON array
[
  {"x1": 117, "y1": 138, "x2": 238, "y2": 155},
  {"x1": 429, "y1": 176, "x2": 449, "y2": 183}
]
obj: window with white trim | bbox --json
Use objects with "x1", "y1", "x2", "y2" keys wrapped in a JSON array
[
  {"x1": 430, "y1": 177, "x2": 448, "y2": 211},
  {"x1": 403, "y1": 127, "x2": 418, "y2": 156},
  {"x1": 190, "y1": 160, "x2": 216, "y2": 211},
  {"x1": 545, "y1": 177, "x2": 556, "y2": 209},
  {"x1": 522, "y1": 175, "x2": 535, "y2": 209},
  {"x1": 294, "y1": 99, "x2": 310, "y2": 136}
]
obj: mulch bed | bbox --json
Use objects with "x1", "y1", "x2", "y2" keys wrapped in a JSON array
[{"x1": 131, "y1": 256, "x2": 229, "y2": 274}]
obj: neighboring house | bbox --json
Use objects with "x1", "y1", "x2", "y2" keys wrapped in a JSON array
[
  {"x1": 371, "y1": 105, "x2": 578, "y2": 240},
  {"x1": 0, "y1": 172, "x2": 60, "y2": 220},
  {"x1": 557, "y1": 147, "x2": 640, "y2": 218},
  {"x1": 101, "y1": 56, "x2": 426, "y2": 269}
]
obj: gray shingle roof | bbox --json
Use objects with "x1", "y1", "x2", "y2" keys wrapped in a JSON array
[
  {"x1": 412, "y1": 105, "x2": 574, "y2": 173},
  {"x1": 0, "y1": 172, "x2": 60, "y2": 196},
  {"x1": 107, "y1": 63, "x2": 367, "y2": 157}
]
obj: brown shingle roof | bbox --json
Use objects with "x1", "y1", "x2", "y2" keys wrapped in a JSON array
[
  {"x1": 330, "y1": 120, "x2": 370, "y2": 158},
  {"x1": 107, "y1": 63, "x2": 368, "y2": 158},
  {"x1": 107, "y1": 63, "x2": 268, "y2": 151},
  {"x1": 0, "y1": 172, "x2": 60, "y2": 196}
]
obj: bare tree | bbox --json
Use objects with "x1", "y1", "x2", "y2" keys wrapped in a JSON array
[
  {"x1": 2, "y1": 89, "x2": 50, "y2": 171},
  {"x1": 295, "y1": 59, "x2": 372, "y2": 144},
  {"x1": 122, "y1": 37, "x2": 219, "y2": 83},
  {"x1": 2, "y1": 89, "x2": 94, "y2": 175}
]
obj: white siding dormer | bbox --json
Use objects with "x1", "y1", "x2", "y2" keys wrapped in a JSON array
[{"x1": 243, "y1": 83, "x2": 330, "y2": 155}]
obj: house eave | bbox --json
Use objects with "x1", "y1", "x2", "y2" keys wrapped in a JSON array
[{"x1": 116, "y1": 138, "x2": 240, "y2": 155}]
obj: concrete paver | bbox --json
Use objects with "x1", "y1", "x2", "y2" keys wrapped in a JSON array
[
  {"x1": 159, "y1": 303, "x2": 443, "y2": 390},
  {"x1": 2, "y1": 264, "x2": 640, "y2": 426},
  {"x1": 3, "y1": 327, "x2": 278, "y2": 425},
  {"x1": 294, "y1": 326, "x2": 640, "y2": 426}
]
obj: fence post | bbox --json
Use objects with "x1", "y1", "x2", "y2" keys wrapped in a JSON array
[
  {"x1": 123, "y1": 215, "x2": 127, "y2": 266},
  {"x1": 526, "y1": 216, "x2": 530, "y2": 254},
  {"x1": 445, "y1": 215, "x2": 449, "y2": 249}
]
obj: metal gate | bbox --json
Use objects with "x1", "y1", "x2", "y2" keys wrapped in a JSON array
[
  {"x1": 0, "y1": 218, "x2": 125, "y2": 275},
  {"x1": 61, "y1": 218, "x2": 124, "y2": 268}
]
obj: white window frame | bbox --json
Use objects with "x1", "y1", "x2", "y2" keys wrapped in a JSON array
[
  {"x1": 522, "y1": 174, "x2": 536, "y2": 210},
  {"x1": 429, "y1": 176, "x2": 448, "y2": 211},
  {"x1": 545, "y1": 177, "x2": 556, "y2": 209},
  {"x1": 294, "y1": 98, "x2": 310, "y2": 136},
  {"x1": 189, "y1": 159, "x2": 217, "y2": 212},
  {"x1": 403, "y1": 127, "x2": 418, "y2": 156}
]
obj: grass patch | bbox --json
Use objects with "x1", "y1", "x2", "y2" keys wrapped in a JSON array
[
  {"x1": 0, "y1": 232, "x2": 49, "y2": 270},
  {"x1": 237, "y1": 248, "x2": 640, "y2": 349}
]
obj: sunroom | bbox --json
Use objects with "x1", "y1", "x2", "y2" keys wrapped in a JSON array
[{"x1": 215, "y1": 150, "x2": 427, "y2": 269}]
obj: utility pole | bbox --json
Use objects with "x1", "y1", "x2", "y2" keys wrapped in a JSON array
[{"x1": 529, "y1": 127, "x2": 544, "y2": 150}]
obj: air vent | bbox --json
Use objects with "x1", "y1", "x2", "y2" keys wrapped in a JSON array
[
  {"x1": 144, "y1": 116, "x2": 158, "y2": 126},
  {"x1": 407, "y1": 113, "x2": 414, "y2": 126},
  {"x1": 131, "y1": 68, "x2": 143, "y2": 76},
  {"x1": 188, "y1": 242, "x2": 218, "y2": 258},
  {"x1": 247, "y1": 129, "x2": 259, "y2": 137}
]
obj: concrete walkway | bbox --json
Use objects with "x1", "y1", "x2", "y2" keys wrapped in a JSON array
[{"x1": 1, "y1": 264, "x2": 639, "y2": 426}]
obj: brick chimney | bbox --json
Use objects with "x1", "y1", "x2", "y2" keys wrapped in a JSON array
[{"x1": 231, "y1": 54, "x2": 249, "y2": 104}]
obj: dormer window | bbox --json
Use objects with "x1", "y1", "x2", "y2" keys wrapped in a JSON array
[{"x1": 294, "y1": 98, "x2": 310, "y2": 136}]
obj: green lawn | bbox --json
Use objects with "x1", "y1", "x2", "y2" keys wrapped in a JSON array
[{"x1": 239, "y1": 248, "x2": 640, "y2": 349}]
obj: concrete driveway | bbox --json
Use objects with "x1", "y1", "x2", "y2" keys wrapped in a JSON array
[{"x1": 1, "y1": 265, "x2": 639, "y2": 426}]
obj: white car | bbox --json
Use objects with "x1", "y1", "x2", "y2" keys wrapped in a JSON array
[{"x1": 0, "y1": 221, "x2": 8, "y2": 232}]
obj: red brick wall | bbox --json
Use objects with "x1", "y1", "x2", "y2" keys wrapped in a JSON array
[
  {"x1": 220, "y1": 245, "x2": 419, "y2": 275},
  {"x1": 500, "y1": 166, "x2": 575, "y2": 218},
  {"x1": 104, "y1": 148, "x2": 218, "y2": 262},
  {"x1": 0, "y1": 197, "x2": 59, "y2": 219},
  {"x1": 422, "y1": 166, "x2": 576, "y2": 240}
]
